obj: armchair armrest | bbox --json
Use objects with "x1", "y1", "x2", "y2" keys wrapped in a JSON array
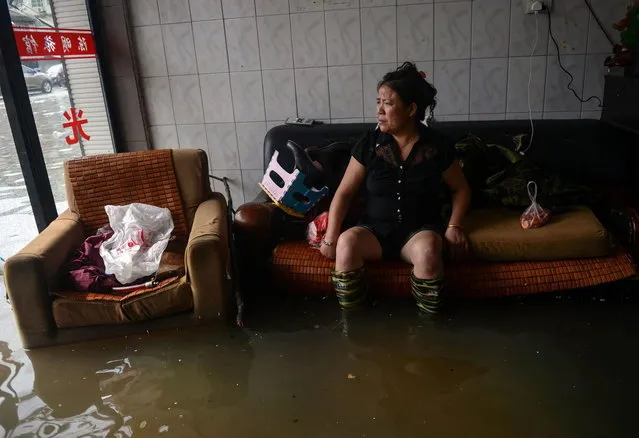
[
  {"x1": 185, "y1": 192, "x2": 230, "y2": 320},
  {"x1": 233, "y1": 202, "x2": 283, "y2": 295},
  {"x1": 4, "y1": 210, "x2": 84, "y2": 348},
  {"x1": 234, "y1": 201, "x2": 279, "y2": 250}
]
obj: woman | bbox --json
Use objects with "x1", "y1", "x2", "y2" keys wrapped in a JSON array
[{"x1": 320, "y1": 62, "x2": 471, "y2": 314}]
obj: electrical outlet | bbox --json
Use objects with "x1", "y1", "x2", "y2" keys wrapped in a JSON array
[{"x1": 525, "y1": 0, "x2": 552, "y2": 14}]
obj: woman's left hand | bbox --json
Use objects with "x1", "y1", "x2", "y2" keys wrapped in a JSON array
[{"x1": 444, "y1": 227, "x2": 469, "y2": 261}]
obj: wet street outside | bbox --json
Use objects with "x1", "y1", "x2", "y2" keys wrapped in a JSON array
[{"x1": 0, "y1": 88, "x2": 78, "y2": 259}]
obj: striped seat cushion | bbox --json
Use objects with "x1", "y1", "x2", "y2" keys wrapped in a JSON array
[{"x1": 271, "y1": 241, "x2": 635, "y2": 298}]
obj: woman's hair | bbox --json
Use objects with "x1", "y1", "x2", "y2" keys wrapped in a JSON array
[{"x1": 378, "y1": 62, "x2": 437, "y2": 124}]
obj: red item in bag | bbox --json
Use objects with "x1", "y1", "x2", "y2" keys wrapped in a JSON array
[
  {"x1": 307, "y1": 211, "x2": 329, "y2": 247},
  {"x1": 520, "y1": 181, "x2": 551, "y2": 229}
]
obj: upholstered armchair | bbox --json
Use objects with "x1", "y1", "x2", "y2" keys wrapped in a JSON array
[{"x1": 4, "y1": 149, "x2": 231, "y2": 349}]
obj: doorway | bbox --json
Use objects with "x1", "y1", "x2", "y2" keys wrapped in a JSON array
[{"x1": 0, "y1": 0, "x2": 114, "y2": 263}]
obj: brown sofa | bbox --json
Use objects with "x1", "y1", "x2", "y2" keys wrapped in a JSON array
[
  {"x1": 4, "y1": 149, "x2": 231, "y2": 349},
  {"x1": 235, "y1": 120, "x2": 638, "y2": 300}
]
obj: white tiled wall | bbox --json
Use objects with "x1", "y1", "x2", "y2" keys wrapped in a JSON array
[{"x1": 127, "y1": 0, "x2": 627, "y2": 202}]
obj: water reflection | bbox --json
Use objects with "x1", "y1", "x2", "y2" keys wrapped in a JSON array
[
  {"x1": 1, "y1": 329, "x2": 253, "y2": 437},
  {"x1": 335, "y1": 308, "x2": 489, "y2": 435},
  {"x1": 8, "y1": 405, "x2": 121, "y2": 438},
  {"x1": 0, "y1": 341, "x2": 21, "y2": 434},
  {"x1": 0, "y1": 292, "x2": 638, "y2": 437}
]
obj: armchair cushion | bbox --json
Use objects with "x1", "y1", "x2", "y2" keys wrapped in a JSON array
[
  {"x1": 52, "y1": 239, "x2": 190, "y2": 328},
  {"x1": 53, "y1": 276, "x2": 193, "y2": 328}
]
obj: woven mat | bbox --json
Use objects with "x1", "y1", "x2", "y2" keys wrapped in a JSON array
[
  {"x1": 272, "y1": 241, "x2": 636, "y2": 298},
  {"x1": 54, "y1": 276, "x2": 180, "y2": 303},
  {"x1": 65, "y1": 150, "x2": 188, "y2": 239}
]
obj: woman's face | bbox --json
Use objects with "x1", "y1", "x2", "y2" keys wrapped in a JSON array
[{"x1": 376, "y1": 84, "x2": 416, "y2": 134}]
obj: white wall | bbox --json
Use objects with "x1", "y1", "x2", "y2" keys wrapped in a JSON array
[{"x1": 126, "y1": 0, "x2": 629, "y2": 203}]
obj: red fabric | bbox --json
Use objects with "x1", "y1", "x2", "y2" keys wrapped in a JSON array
[
  {"x1": 67, "y1": 229, "x2": 122, "y2": 292},
  {"x1": 306, "y1": 211, "x2": 329, "y2": 247}
]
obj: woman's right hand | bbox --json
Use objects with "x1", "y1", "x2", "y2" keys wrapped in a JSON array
[
  {"x1": 318, "y1": 156, "x2": 365, "y2": 261},
  {"x1": 320, "y1": 241, "x2": 336, "y2": 260}
]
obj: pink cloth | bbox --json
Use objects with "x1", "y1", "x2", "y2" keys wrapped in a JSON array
[
  {"x1": 306, "y1": 211, "x2": 329, "y2": 248},
  {"x1": 67, "y1": 230, "x2": 122, "y2": 292}
]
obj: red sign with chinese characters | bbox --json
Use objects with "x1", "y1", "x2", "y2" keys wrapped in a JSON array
[
  {"x1": 13, "y1": 26, "x2": 96, "y2": 61},
  {"x1": 63, "y1": 107, "x2": 91, "y2": 146}
]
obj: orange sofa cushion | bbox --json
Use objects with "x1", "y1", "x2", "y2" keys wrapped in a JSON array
[{"x1": 271, "y1": 241, "x2": 635, "y2": 298}]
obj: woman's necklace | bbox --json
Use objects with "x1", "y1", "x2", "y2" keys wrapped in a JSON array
[
  {"x1": 400, "y1": 136, "x2": 418, "y2": 149},
  {"x1": 397, "y1": 133, "x2": 419, "y2": 160},
  {"x1": 396, "y1": 130, "x2": 419, "y2": 148}
]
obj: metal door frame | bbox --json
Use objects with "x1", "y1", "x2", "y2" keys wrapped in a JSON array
[{"x1": 0, "y1": 1, "x2": 57, "y2": 232}]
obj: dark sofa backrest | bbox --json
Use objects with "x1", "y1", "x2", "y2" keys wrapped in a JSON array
[{"x1": 263, "y1": 120, "x2": 639, "y2": 189}]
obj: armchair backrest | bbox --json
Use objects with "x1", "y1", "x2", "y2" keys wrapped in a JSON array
[{"x1": 64, "y1": 149, "x2": 212, "y2": 239}]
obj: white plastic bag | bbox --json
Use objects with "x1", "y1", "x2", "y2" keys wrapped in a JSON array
[{"x1": 99, "y1": 203, "x2": 174, "y2": 284}]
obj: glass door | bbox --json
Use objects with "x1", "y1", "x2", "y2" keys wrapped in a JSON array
[
  {"x1": 1, "y1": 0, "x2": 118, "y2": 433},
  {"x1": 1, "y1": 0, "x2": 114, "y2": 263},
  {"x1": 0, "y1": 99, "x2": 39, "y2": 260}
]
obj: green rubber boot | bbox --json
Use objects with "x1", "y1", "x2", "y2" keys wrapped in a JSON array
[
  {"x1": 410, "y1": 273, "x2": 444, "y2": 315},
  {"x1": 332, "y1": 267, "x2": 368, "y2": 309}
]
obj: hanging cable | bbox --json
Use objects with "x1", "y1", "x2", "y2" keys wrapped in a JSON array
[
  {"x1": 583, "y1": 0, "x2": 616, "y2": 47},
  {"x1": 519, "y1": 12, "x2": 541, "y2": 156},
  {"x1": 547, "y1": 10, "x2": 604, "y2": 108}
]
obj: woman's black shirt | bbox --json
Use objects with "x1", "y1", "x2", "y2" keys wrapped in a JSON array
[{"x1": 351, "y1": 123, "x2": 455, "y2": 232}]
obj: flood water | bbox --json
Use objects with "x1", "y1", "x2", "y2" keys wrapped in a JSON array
[{"x1": 1, "y1": 280, "x2": 638, "y2": 438}]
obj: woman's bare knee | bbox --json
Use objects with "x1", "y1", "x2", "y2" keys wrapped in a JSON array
[
  {"x1": 335, "y1": 228, "x2": 381, "y2": 271},
  {"x1": 335, "y1": 230, "x2": 363, "y2": 271},
  {"x1": 407, "y1": 233, "x2": 443, "y2": 279},
  {"x1": 413, "y1": 253, "x2": 441, "y2": 278}
]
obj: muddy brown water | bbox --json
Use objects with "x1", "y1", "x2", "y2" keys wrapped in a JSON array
[{"x1": 1, "y1": 284, "x2": 638, "y2": 437}]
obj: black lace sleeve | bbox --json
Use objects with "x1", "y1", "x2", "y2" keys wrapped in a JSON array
[
  {"x1": 435, "y1": 132, "x2": 456, "y2": 173},
  {"x1": 351, "y1": 130, "x2": 375, "y2": 167}
]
